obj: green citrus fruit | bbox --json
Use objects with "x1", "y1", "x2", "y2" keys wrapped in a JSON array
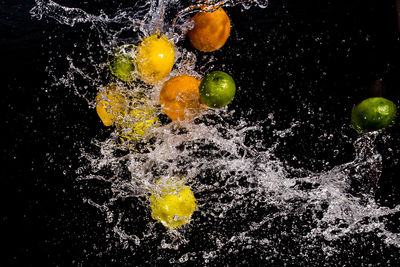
[
  {"x1": 199, "y1": 71, "x2": 236, "y2": 108},
  {"x1": 150, "y1": 177, "x2": 197, "y2": 229},
  {"x1": 351, "y1": 97, "x2": 397, "y2": 133},
  {"x1": 108, "y1": 44, "x2": 136, "y2": 82}
]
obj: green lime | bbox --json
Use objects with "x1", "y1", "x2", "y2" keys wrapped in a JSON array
[
  {"x1": 108, "y1": 44, "x2": 136, "y2": 82},
  {"x1": 199, "y1": 71, "x2": 236, "y2": 108},
  {"x1": 351, "y1": 97, "x2": 397, "y2": 133}
]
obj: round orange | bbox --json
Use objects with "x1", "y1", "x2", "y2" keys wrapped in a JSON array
[
  {"x1": 188, "y1": 8, "x2": 231, "y2": 52},
  {"x1": 159, "y1": 75, "x2": 203, "y2": 122}
]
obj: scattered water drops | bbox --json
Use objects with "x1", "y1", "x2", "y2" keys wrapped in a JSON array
[{"x1": 29, "y1": 0, "x2": 399, "y2": 265}]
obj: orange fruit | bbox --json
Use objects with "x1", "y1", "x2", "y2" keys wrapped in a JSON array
[
  {"x1": 188, "y1": 8, "x2": 231, "y2": 52},
  {"x1": 159, "y1": 75, "x2": 203, "y2": 122}
]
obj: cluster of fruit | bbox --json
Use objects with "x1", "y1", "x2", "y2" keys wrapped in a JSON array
[
  {"x1": 95, "y1": 8, "x2": 234, "y2": 229},
  {"x1": 96, "y1": 8, "x2": 234, "y2": 137},
  {"x1": 94, "y1": 7, "x2": 397, "y2": 230}
]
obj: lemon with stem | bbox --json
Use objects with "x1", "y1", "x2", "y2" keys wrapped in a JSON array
[{"x1": 136, "y1": 34, "x2": 175, "y2": 85}]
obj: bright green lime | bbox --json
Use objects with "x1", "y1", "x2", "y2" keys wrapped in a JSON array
[
  {"x1": 199, "y1": 71, "x2": 236, "y2": 108},
  {"x1": 108, "y1": 44, "x2": 136, "y2": 82},
  {"x1": 351, "y1": 97, "x2": 397, "y2": 133}
]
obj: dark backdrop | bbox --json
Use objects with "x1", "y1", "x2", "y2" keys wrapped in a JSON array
[{"x1": 2, "y1": 0, "x2": 400, "y2": 265}]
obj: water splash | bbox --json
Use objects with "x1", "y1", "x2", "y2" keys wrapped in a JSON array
[
  {"x1": 171, "y1": 0, "x2": 269, "y2": 34},
  {"x1": 31, "y1": 0, "x2": 399, "y2": 264}
]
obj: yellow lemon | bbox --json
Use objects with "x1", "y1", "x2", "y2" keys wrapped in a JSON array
[
  {"x1": 96, "y1": 84, "x2": 126, "y2": 126},
  {"x1": 136, "y1": 34, "x2": 175, "y2": 84},
  {"x1": 116, "y1": 106, "x2": 159, "y2": 144},
  {"x1": 150, "y1": 177, "x2": 197, "y2": 229}
]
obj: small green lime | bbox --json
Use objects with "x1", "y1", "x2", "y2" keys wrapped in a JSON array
[
  {"x1": 108, "y1": 44, "x2": 136, "y2": 82},
  {"x1": 199, "y1": 71, "x2": 236, "y2": 108},
  {"x1": 351, "y1": 97, "x2": 396, "y2": 133}
]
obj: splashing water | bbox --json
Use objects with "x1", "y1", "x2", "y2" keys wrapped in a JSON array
[{"x1": 31, "y1": 0, "x2": 399, "y2": 264}]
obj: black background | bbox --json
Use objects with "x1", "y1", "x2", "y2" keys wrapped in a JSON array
[{"x1": 2, "y1": 0, "x2": 400, "y2": 265}]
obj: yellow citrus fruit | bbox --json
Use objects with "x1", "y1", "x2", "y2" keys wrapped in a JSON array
[
  {"x1": 116, "y1": 106, "x2": 159, "y2": 144},
  {"x1": 150, "y1": 177, "x2": 197, "y2": 229},
  {"x1": 96, "y1": 84, "x2": 126, "y2": 126},
  {"x1": 136, "y1": 34, "x2": 175, "y2": 84},
  {"x1": 188, "y1": 8, "x2": 231, "y2": 52},
  {"x1": 159, "y1": 75, "x2": 204, "y2": 122}
]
